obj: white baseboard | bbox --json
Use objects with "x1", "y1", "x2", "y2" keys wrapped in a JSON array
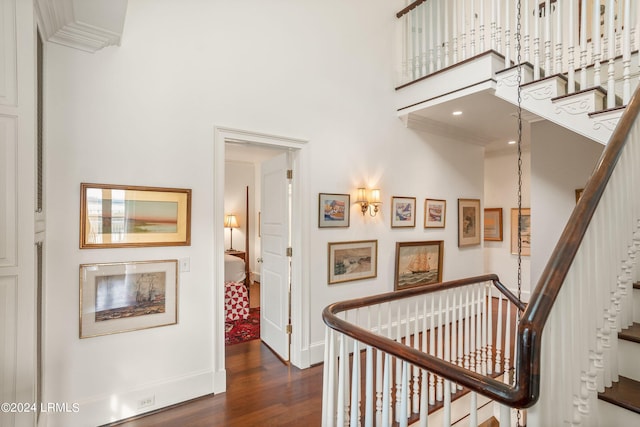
[{"x1": 45, "y1": 370, "x2": 215, "y2": 427}]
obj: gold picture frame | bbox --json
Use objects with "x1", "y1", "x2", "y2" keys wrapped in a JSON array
[
  {"x1": 483, "y1": 208, "x2": 503, "y2": 241},
  {"x1": 458, "y1": 198, "x2": 481, "y2": 247},
  {"x1": 328, "y1": 240, "x2": 378, "y2": 284},
  {"x1": 79, "y1": 259, "x2": 179, "y2": 338},
  {"x1": 80, "y1": 183, "x2": 191, "y2": 248},
  {"x1": 394, "y1": 240, "x2": 443, "y2": 291},
  {"x1": 424, "y1": 198, "x2": 446, "y2": 228},
  {"x1": 511, "y1": 208, "x2": 531, "y2": 256},
  {"x1": 391, "y1": 196, "x2": 417, "y2": 228}
]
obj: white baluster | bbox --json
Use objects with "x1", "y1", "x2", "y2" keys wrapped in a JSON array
[
  {"x1": 475, "y1": 285, "x2": 483, "y2": 373},
  {"x1": 495, "y1": 292, "x2": 503, "y2": 374},
  {"x1": 504, "y1": 300, "x2": 512, "y2": 383},
  {"x1": 479, "y1": 0, "x2": 485, "y2": 52},
  {"x1": 524, "y1": 0, "x2": 531, "y2": 63},
  {"x1": 481, "y1": 285, "x2": 487, "y2": 375},
  {"x1": 544, "y1": 0, "x2": 552, "y2": 74},
  {"x1": 436, "y1": 0, "x2": 442, "y2": 70},
  {"x1": 470, "y1": 391, "x2": 478, "y2": 427},
  {"x1": 593, "y1": 0, "x2": 602, "y2": 86},
  {"x1": 412, "y1": 300, "x2": 420, "y2": 413},
  {"x1": 350, "y1": 338, "x2": 360, "y2": 427},
  {"x1": 429, "y1": 0, "x2": 435, "y2": 73},
  {"x1": 555, "y1": 0, "x2": 563, "y2": 76},
  {"x1": 443, "y1": 0, "x2": 450, "y2": 67},
  {"x1": 436, "y1": 292, "x2": 443, "y2": 401},
  {"x1": 450, "y1": 290, "x2": 458, "y2": 393},
  {"x1": 452, "y1": 0, "x2": 458, "y2": 64},
  {"x1": 464, "y1": 288, "x2": 471, "y2": 372},
  {"x1": 580, "y1": 0, "x2": 588, "y2": 89},
  {"x1": 323, "y1": 327, "x2": 335, "y2": 427},
  {"x1": 399, "y1": 362, "x2": 409, "y2": 427},
  {"x1": 568, "y1": 0, "x2": 576, "y2": 93},
  {"x1": 382, "y1": 353, "x2": 391, "y2": 427},
  {"x1": 607, "y1": 0, "x2": 616, "y2": 108},
  {"x1": 470, "y1": 0, "x2": 476, "y2": 56},
  {"x1": 623, "y1": 0, "x2": 631, "y2": 104},
  {"x1": 429, "y1": 295, "x2": 436, "y2": 405},
  {"x1": 443, "y1": 379, "x2": 452, "y2": 427},
  {"x1": 487, "y1": 285, "x2": 493, "y2": 375},
  {"x1": 504, "y1": 0, "x2": 510, "y2": 67},
  {"x1": 491, "y1": 0, "x2": 497, "y2": 51},
  {"x1": 534, "y1": 0, "x2": 541, "y2": 79},
  {"x1": 461, "y1": 0, "x2": 467, "y2": 60},
  {"x1": 395, "y1": 305, "x2": 402, "y2": 422},
  {"x1": 337, "y1": 333, "x2": 347, "y2": 427},
  {"x1": 375, "y1": 307, "x2": 383, "y2": 425}
]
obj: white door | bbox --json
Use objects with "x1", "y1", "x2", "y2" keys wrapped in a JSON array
[{"x1": 260, "y1": 152, "x2": 291, "y2": 361}]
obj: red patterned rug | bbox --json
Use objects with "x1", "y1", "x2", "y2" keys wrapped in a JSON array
[{"x1": 225, "y1": 307, "x2": 260, "y2": 345}]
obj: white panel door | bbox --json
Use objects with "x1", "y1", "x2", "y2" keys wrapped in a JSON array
[{"x1": 260, "y1": 152, "x2": 290, "y2": 361}]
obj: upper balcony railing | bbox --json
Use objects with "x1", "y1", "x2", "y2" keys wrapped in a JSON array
[{"x1": 397, "y1": 0, "x2": 640, "y2": 108}]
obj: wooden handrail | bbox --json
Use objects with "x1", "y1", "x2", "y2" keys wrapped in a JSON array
[
  {"x1": 396, "y1": 0, "x2": 427, "y2": 19},
  {"x1": 323, "y1": 86, "x2": 640, "y2": 408}
]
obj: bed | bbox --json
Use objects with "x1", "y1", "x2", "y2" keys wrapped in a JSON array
[{"x1": 224, "y1": 186, "x2": 251, "y2": 321}]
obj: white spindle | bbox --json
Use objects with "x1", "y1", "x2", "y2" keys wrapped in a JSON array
[
  {"x1": 350, "y1": 338, "x2": 361, "y2": 426},
  {"x1": 382, "y1": 353, "x2": 391, "y2": 427},
  {"x1": 568, "y1": 0, "x2": 576, "y2": 93},
  {"x1": 337, "y1": 333, "x2": 347, "y2": 427},
  {"x1": 461, "y1": 0, "x2": 467, "y2": 60},
  {"x1": 504, "y1": 0, "x2": 510, "y2": 67},
  {"x1": 375, "y1": 307, "x2": 383, "y2": 425},
  {"x1": 544, "y1": 0, "x2": 552, "y2": 74},
  {"x1": 607, "y1": 0, "x2": 616, "y2": 108},
  {"x1": 500, "y1": 403, "x2": 511, "y2": 427},
  {"x1": 479, "y1": 0, "x2": 485, "y2": 52},
  {"x1": 419, "y1": 297, "x2": 429, "y2": 427},
  {"x1": 623, "y1": 0, "x2": 632, "y2": 103},
  {"x1": 555, "y1": 0, "x2": 563, "y2": 76},
  {"x1": 475, "y1": 286, "x2": 483, "y2": 373},
  {"x1": 429, "y1": 295, "x2": 436, "y2": 405},
  {"x1": 412, "y1": 300, "x2": 420, "y2": 413},
  {"x1": 504, "y1": 300, "x2": 512, "y2": 383},
  {"x1": 470, "y1": 391, "x2": 478, "y2": 426},
  {"x1": 395, "y1": 305, "x2": 402, "y2": 422},
  {"x1": 495, "y1": 293, "x2": 503, "y2": 373},
  {"x1": 443, "y1": 379, "x2": 452, "y2": 427},
  {"x1": 481, "y1": 285, "x2": 487, "y2": 375},
  {"x1": 470, "y1": 0, "x2": 476, "y2": 56},
  {"x1": 487, "y1": 285, "x2": 493, "y2": 375},
  {"x1": 429, "y1": 0, "x2": 435, "y2": 74},
  {"x1": 436, "y1": 293, "x2": 444, "y2": 401},
  {"x1": 452, "y1": 0, "x2": 458, "y2": 64},
  {"x1": 491, "y1": 0, "x2": 497, "y2": 51},
  {"x1": 443, "y1": 0, "x2": 449, "y2": 67},
  {"x1": 464, "y1": 288, "x2": 471, "y2": 372},
  {"x1": 580, "y1": 0, "x2": 588, "y2": 89},
  {"x1": 524, "y1": 0, "x2": 531, "y2": 63},
  {"x1": 323, "y1": 327, "x2": 335, "y2": 427},
  {"x1": 594, "y1": 0, "x2": 602, "y2": 86},
  {"x1": 399, "y1": 361, "x2": 409, "y2": 427},
  {"x1": 534, "y1": 0, "x2": 541, "y2": 79}
]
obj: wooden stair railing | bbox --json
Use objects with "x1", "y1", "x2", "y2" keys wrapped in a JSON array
[{"x1": 323, "y1": 86, "x2": 640, "y2": 424}]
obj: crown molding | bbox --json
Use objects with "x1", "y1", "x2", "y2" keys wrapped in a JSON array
[{"x1": 35, "y1": 0, "x2": 127, "y2": 53}]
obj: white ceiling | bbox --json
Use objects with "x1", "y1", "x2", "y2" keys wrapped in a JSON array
[{"x1": 407, "y1": 89, "x2": 536, "y2": 154}]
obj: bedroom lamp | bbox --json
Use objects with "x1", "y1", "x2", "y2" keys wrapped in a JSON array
[
  {"x1": 224, "y1": 214, "x2": 239, "y2": 251},
  {"x1": 355, "y1": 187, "x2": 381, "y2": 217}
]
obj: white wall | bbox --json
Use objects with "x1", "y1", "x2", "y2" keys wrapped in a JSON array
[
  {"x1": 530, "y1": 121, "x2": 604, "y2": 286},
  {"x1": 484, "y1": 149, "x2": 532, "y2": 300},
  {"x1": 224, "y1": 161, "x2": 254, "y2": 254},
  {"x1": 43, "y1": 1, "x2": 485, "y2": 425}
]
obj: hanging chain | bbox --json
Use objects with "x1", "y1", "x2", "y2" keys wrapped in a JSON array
[{"x1": 516, "y1": 1, "x2": 524, "y2": 426}]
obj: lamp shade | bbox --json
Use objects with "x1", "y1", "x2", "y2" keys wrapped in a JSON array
[
  {"x1": 355, "y1": 188, "x2": 368, "y2": 203},
  {"x1": 370, "y1": 189, "x2": 381, "y2": 204},
  {"x1": 224, "y1": 214, "x2": 239, "y2": 229}
]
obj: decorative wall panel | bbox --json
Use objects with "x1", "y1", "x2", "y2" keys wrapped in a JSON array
[
  {"x1": 0, "y1": 0, "x2": 17, "y2": 106},
  {"x1": 0, "y1": 115, "x2": 17, "y2": 267},
  {"x1": 0, "y1": 276, "x2": 17, "y2": 425}
]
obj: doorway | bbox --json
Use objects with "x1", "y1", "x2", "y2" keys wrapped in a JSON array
[{"x1": 213, "y1": 127, "x2": 310, "y2": 388}]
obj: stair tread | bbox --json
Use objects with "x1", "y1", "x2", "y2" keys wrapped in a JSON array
[
  {"x1": 588, "y1": 105, "x2": 627, "y2": 118},
  {"x1": 619, "y1": 322, "x2": 640, "y2": 343},
  {"x1": 521, "y1": 72, "x2": 568, "y2": 89},
  {"x1": 551, "y1": 85, "x2": 607, "y2": 102},
  {"x1": 598, "y1": 376, "x2": 640, "y2": 414}
]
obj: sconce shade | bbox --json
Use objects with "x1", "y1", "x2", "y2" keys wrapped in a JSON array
[
  {"x1": 355, "y1": 188, "x2": 368, "y2": 204},
  {"x1": 370, "y1": 189, "x2": 381, "y2": 204},
  {"x1": 224, "y1": 214, "x2": 239, "y2": 229}
]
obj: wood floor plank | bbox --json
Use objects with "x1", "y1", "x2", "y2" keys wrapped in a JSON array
[{"x1": 106, "y1": 340, "x2": 323, "y2": 426}]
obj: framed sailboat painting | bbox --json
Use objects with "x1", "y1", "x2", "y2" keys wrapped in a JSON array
[{"x1": 394, "y1": 240, "x2": 443, "y2": 291}]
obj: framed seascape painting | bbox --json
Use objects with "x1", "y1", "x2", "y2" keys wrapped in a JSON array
[
  {"x1": 458, "y1": 198, "x2": 481, "y2": 247},
  {"x1": 483, "y1": 208, "x2": 503, "y2": 241},
  {"x1": 318, "y1": 193, "x2": 350, "y2": 228},
  {"x1": 328, "y1": 240, "x2": 378, "y2": 284},
  {"x1": 80, "y1": 183, "x2": 191, "y2": 248},
  {"x1": 424, "y1": 199, "x2": 446, "y2": 228},
  {"x1": 391, "y1": 196, "x2": 416, "y2": 228},
  {"x1": 511, "y1": 208, "x2": 531, "y2": 256},
  {"x1": 79, "y1": 259, "x2": 178, "y2": 338},
  {"x1": 394, "y1": 240, "x2": 443, "y2": 291}
]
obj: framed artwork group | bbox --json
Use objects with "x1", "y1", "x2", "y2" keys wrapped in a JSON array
[{"x1": 78, "y1": 183, "x2": 192, "y2": 339}]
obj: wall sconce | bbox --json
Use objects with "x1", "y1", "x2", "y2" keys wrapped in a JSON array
[
  {"x1": 355, "y1": 187, "x2": 382, "y2": 217},
  {"x1": 224, "y1": 214, "x2": 239, "y2": 251}
]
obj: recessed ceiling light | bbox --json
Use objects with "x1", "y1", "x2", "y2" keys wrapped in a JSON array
[
  {"x1": 452, "y1": 111, "x2": 463, "y2": 116},
  {"x1": 508, "y1": 140, "x2": 517, "y2": 145}
]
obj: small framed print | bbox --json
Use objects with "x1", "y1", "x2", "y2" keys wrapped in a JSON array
[
  {"x1": 458, "y1": 198, "x2": 481, "y2": 247},
  {"x1": 79, "y1": 259, "x2": 178, "y2": 338},
  {"x1": 394, "y1": 240, "x2": 443, "y2": 291},
  {"x1": 424, "y1": 199, "x2": 446, "y2": 228},
  {"x1": 319, "y1": 193, "x2": 350, "y2": 228},
  {"x1": 328, "y1": 240, "x2": 378, "y2": 284},
  {"x1": 391, "y1": 196, "x2": 416, "y2": 228},
  {"x1": 511, "y1": 208, "x2": 531, "y2": 256},
  {"x1": 483, "y1": 208, "x2": 503, "y2": 241}
]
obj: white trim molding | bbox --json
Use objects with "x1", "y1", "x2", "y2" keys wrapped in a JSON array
[{"x1": 35, "y1": 0, "x2": 128, "y2": 53}]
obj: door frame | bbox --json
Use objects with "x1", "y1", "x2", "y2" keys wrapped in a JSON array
[{"x1": 213, "y1": 127, "x2": 310, "y2": 392}]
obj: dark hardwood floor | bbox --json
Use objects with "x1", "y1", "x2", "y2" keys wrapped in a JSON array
[{"x1": 109, "y1": 340, "x2": 324, "y2": 427}]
